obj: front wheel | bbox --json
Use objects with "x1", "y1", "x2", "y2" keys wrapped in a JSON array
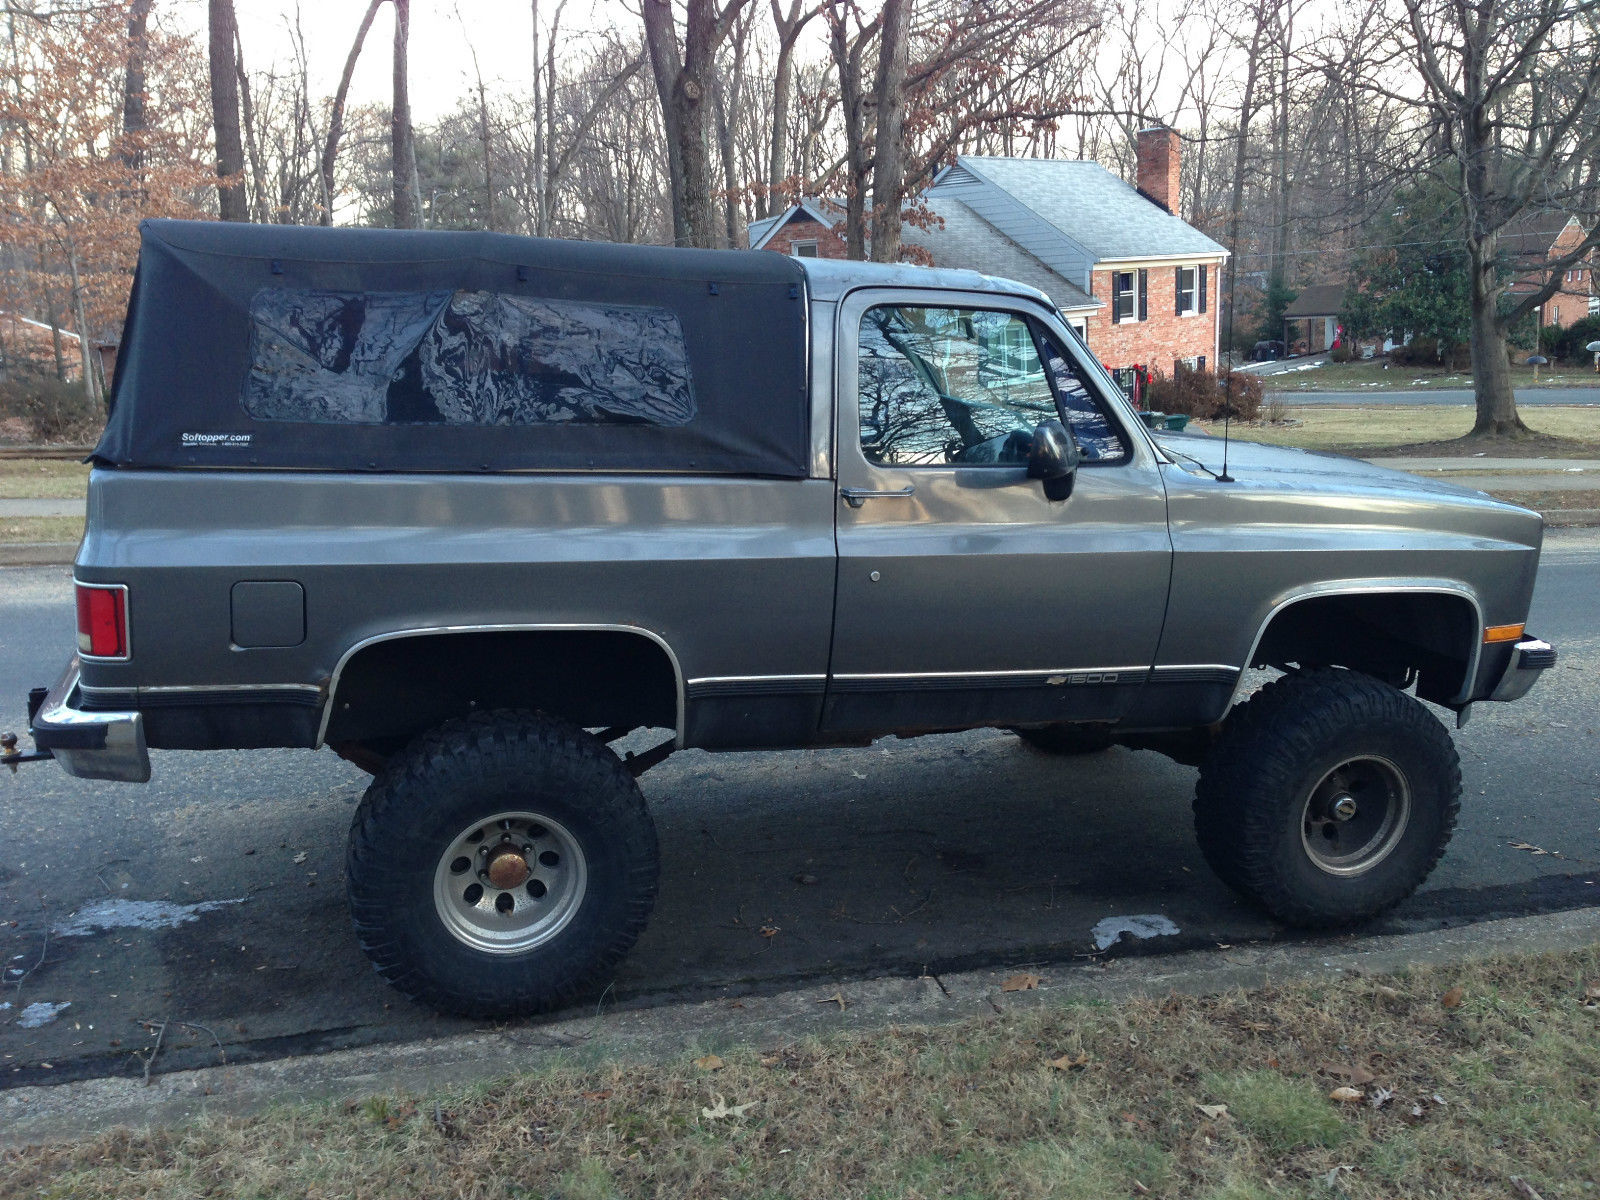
[
  {"x1": 346, "y1": 710, "x2": 659, "y2": 1018},
  {"x1": 1193, "y1": 668, "x2": 1460, "y2": 927}
]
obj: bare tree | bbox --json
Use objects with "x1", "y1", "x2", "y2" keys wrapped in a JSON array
[
  {"x1": 764, "y1": 0, "x2": 821, "y2": 216},
  {"x1": 1372, "y1": 0, "x2": 1600, "y2": 434},
  {"x1": 119, "y1": 0, "x2": 154, "y2": 182},
  {"x1": 320, "y1": 0, "x2": 385, "y2": 225},
  {"x1": 391, "y1": 0, "x2": 420, "y2": 228},
  {"x1": 866, "y1": 0, "x2": 909, "y2": 261},
  {"x1": 208, "y1": 0, "x2": 247, "y2": 220},
  {"x1": 642, "y1": 0, "x2": 753, "y2": 247}
]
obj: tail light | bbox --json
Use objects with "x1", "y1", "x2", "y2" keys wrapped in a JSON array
[{"x1": 76, "y1": 583, "x2": 129, "y2": 660}]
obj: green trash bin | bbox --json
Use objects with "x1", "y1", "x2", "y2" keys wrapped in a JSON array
[
  {"x1": 1139, "y1": 411, "x2": 1165, "y2": 429},
  {"x1": 1164, "y1": 414, "x2": 1190, "y2": 431}
]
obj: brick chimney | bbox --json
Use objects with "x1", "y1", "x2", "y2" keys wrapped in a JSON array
[{"x1": 1135, "y1": 126, "x2": 1181, "y2": 215}]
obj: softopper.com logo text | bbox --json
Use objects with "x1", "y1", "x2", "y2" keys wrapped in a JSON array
[{"x1": 181, "y1": 432, "x2": 253, "y2": 447}]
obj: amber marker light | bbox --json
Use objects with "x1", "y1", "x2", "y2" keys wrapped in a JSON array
[{"x1": 1483, "y1": 623, "x2": 1526, "y2": 644}]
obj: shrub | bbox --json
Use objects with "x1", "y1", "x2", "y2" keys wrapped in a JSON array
[
  {"x1": 1144, "y1": 365, "x2": 1262, "y2": 422},
  {"x1": 1548, "y1": 315, "x2": 1600, "y2": 361},
  {"x1": 0, "y1": 371, "x2": 105, "y2": 443},
  {"x1": 1329, "y1": 345, "x2": 1353, "y2": 363},
  {"x1": 1388, "y1": 336, "x2": 1438, "y2": 366}
]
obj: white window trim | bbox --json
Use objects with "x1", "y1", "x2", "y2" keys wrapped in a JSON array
[{"x1": 791, "y1": 240, "x2": 819, "y2": 258}]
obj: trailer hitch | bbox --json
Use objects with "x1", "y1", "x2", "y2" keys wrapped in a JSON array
[{"x1": 1, "y1": 731, "x2": 53, "y2": 773}]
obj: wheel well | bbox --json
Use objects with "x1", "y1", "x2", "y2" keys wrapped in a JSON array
[
  {"x1": 321, "y1": 629, "x2": 680, "y2": 747},
  {"x1": 1252, "y1": 592, "x2": 1476, "y2": 704}
]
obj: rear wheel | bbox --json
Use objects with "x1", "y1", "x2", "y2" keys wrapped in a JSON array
[
  {"x1": 346, "y1": 710, "x2": 658, "y2": 1018},
  {"x1": 1193, "y1": 668, "x2": 1460, "y2": 926}
]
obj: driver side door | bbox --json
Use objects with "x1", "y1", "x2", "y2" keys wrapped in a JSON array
[{"x1": 823, "y1": 290, "x2": 1172, "y2": 737}]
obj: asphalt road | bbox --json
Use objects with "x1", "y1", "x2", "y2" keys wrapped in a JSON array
[
  {"x1": 1278, "y1": 387, "x2": 1600, "y2": 406},
  {"x1": 3, "y1": 539, "x2": 1597, "y2": 1086}
]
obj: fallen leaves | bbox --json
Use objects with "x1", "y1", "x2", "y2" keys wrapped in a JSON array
[
  {"x1": 1050, "y1": 1052, "x2": 1090, "y2": 1071},
  {"x1": 1193, "y1": 1102, "x2": 1229, "y2": 1120},
  {"x1": 817, "y1": 991, "x2": 846, "y2": 1011},
  {"x1": 291, "y1": 851, "x2": 308, "y2": 865},
  {"x1": 1320, "y1": 1063, "x2": 1376, "y2": 1086},
  {"x1": 1329, "y1": 1086, "x2": 1365, "y2": 1103},
  {"x1": 693, "y1": 1054, "x2": 725, "y2": 1072},
  {"x1": 701, "y1": 1094, "x2": 757, "y2": 1121},
  {"x1": 1442, "y1": 986, "x2": 1465, "y2": 1009},
  {"x1": 1508, "y1": 840, "x2": 1565, "y2": 860},
  {"x1": 1581, "y1": 980, "x2": 1600, "y2": 1009},
  {"x1": 1000, "y1": 973, "x2": 1041, "y2": 993},
  {"x1": 580, "y1": 1089, "x2": 613, "y2": 1102}
]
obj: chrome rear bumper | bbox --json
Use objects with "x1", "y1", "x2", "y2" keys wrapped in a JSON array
[{"x1": 29, "y1": 657, "x2": 150, "y2": 782}]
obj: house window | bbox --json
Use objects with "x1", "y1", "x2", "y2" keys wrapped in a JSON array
[
  {"x1": 1176, "y1": 267, "x2": 1197, "y2": 314},
  {"x1": 1590, "y1": 295, "x2": 1599, "y2": 315},
  {"x1": 791, "y1": 241, "x2": 819, "y2": 258},
  {"x1": 1112, "y1": 271, "x2": 1145, "y2": 323}
]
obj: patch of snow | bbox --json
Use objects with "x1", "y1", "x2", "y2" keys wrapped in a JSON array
[
  {"x1": 1091, "y1": 914, "x2": 1181, "y2": 951},
  {"x1": 52, "y1": 897, "x2": 246, "y2": 939},
  {"x1": 17, "y1": 1001, "x2": 69, "y2": 1029}
]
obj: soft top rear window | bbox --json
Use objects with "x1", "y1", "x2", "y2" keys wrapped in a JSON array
[{"x1": 245, "y1": 288, "x2": 696, "y2": 428}]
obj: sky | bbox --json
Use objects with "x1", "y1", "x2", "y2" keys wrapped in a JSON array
[{"x1": 165, "y1": 0, "x2": 633, "y2": 122}]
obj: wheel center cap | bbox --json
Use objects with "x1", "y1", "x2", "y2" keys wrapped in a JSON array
[
  {"x1": 1332, "y1": 795, "x2": 1359, "y2": 821},
  {"x1": 486, "y1": 845, "x2": 531, "y2": 889}
]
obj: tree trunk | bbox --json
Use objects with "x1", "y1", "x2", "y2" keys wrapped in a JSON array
[
  {"x1": 766, "y1": 32, "x2": 795, "y2": 217},
  {"x1": 1466, "y1": 234, "x2": 1526, "y2": 436},
  {"x1": 676, "y1": 0, "x2": 721, "y2": 248},
  {"x1": 867, "y1": 0, "x2": 909, "y2": 262},
  {"x1": 208, "y1": 0, "x2": 248, "y2": 221},
  {"x1": 765, "y1": 0, "x2": 817, "y2": 219},
  {"x1": 63, "y1": 242, "x2": 99, "y2": 407},
  {"x1": 391, "y1": 0, "x2": 420, "y2": 228},
  {"x1": 320, "y1": 0, "x2": 385, "y2": 226},
  {"x1": 830, "y1": 6, "x2": 868, "y2": 260},
  {"x1": 1224, "y1": 11, "x2": 1265, "y2": 354},
  {"x1": 119, "y1": 0, "x2": 153, "y2": 182},
  {"x1": 642, "y1": 0, "x2": 690, "y2": 245}
]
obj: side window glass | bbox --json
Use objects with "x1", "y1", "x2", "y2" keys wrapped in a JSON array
[
  {"x1": 243, "y1": 289, "x2": 696, "y2": 427},
  {"x1": 1030, "y1": 322, "x2": 1131, "y2": 464},
  {"x1": 857, "y1": 306, "x2": 1058, "y2": 467}
]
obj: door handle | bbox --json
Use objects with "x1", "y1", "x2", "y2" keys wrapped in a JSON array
[{"x1": 840, "y1": 485, "x2": 915, "y2": 508}]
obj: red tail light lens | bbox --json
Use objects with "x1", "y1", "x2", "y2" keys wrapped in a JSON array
[{"x1": 76, "y1": 583, "x2": 128, "y2": 659}]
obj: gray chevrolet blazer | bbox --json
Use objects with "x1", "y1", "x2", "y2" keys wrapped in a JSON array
[{"x1": 15, "y1": 221, "x2": 1555, "y2": 1017}]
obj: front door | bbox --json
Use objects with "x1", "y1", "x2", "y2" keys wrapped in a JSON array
[{"x1": 823, "y1": 291, "x2": 1172, "y2": 737}]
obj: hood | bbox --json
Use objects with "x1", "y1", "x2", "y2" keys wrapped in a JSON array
[{"x1": 1151, "y1": 431, "x2": 1495, "y2": 502}]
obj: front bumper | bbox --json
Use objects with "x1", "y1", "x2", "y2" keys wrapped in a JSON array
[
  {"x1": 1488, "y1": 636, "x2": 1557, "y2": 703},
  {"x1": 28, "y1": 657, "x2": 150, "y2": 782}
]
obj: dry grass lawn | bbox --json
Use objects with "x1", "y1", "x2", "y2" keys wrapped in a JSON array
[
  {"x1": 4, "y1": 947, "x2": 1597, "y2": 1199},
  {"x1": 0, "y1": 515, "x2": 82, "y2": 545},
  {"x1": 1196, "y1": 405, "x2": 1600, "y2": 457},
  {"x1": 1261, "y1": 360, "x2": 1598, "y2": 392},
  {"x1": 0, "y1": 460, "x2": 90, "y2": 500}
]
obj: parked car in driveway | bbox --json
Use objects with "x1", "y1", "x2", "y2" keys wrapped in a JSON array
[{"x1": 12, "y1": 221, "x2": 1556, "y2": 1018}]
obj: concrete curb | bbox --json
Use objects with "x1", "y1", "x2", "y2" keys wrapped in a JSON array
[
  {"x1": 0, "y1": 543, "x2": 76, "y2": 566},
  {"x1": 1542, "y1": 508, "x2": 1600, "y2": 527},
  {"x1": 4, "y1": 905, "x2": 1598, "y2": 1149}
]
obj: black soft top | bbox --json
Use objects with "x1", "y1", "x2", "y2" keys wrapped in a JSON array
[{"x1": 95, "y1": 220, "x2": 810, "y2": 477}]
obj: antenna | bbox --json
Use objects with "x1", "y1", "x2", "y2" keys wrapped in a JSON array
[{"x1": 1217, "y1": 381, "x2": 1235, "y2": 483}]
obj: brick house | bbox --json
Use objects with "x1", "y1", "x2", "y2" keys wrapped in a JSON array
[
  {"x1": 745, "y1": 130, "x2": 1227, "y2": 384},
  {"x1": 745, "y1": 199, "x2": 850, "y2": 260},
  {"x1": 1503, "y1": 214, "x2": 1598, "y2": 330}
]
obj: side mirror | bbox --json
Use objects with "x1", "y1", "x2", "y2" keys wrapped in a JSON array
[{"x1": 1028, "y1": 418, "x2": 1081, "y2": 501}]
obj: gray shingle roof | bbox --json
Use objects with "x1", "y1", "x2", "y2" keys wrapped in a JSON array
[
  {"x1": 943, "y1": 156, "x2": 1227, "y2": 262},
  {"x1": 901, "y1": 197, "x2": 1099, "y2": 312}
]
